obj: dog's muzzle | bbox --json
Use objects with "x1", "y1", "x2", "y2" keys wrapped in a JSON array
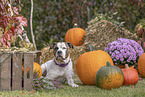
[
  {"x1": 56, "y1": 50, "x2": 67, "y2": 60},
  {"x1": 57, "y1": 50, "x2": 62, "y2": 55}
]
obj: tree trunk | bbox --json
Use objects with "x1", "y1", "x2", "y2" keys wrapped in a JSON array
[{"x1": 30, "y1": 0, "x2": 37, "y2": 50}]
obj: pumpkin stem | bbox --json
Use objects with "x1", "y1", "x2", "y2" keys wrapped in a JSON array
[
  {"x1": 74, "y1": 23, "x2": 78, "y2": 28},
  {"x1": 125, "y1": 64, "x2": 129, "y2": 69},
  {"x1": 79, "y1": 40, "x2": 84, "y2": 43},
  {"x1": 88, "y1": 45, "x2": 94, "y2": 51},
  {"x1": 106, "y1": 62, "x2": 111, "y2": 67}
]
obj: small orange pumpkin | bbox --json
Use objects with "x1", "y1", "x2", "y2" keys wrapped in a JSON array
[
  {"x1": 65, "y1": 28, "x2": 86, "y2": 46},
  {"x1": 22, "y1": 62, "x2": 42, "y2": 78},
  {"x1": 138, "y1": 53, "x2": 145, "y2": 77},
  {"x1": 121, "y1": 64, "x2": 139, "y2": 85},
  {"x1": 76, "y1": 50, "x2": 114, "y2": 85}
]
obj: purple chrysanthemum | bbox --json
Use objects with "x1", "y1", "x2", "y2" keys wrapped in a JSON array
[
  {"x1": 104, "y1": 37, "x2": 144, "y2": 66},
  {"x1": 115, "y1": 55, "x2": 120, "y2": 60}
]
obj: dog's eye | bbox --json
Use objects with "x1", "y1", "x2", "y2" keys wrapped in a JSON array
[
  {"x1": 54, "y1": 47, "x2": 58, "y2": 50},
  {"x1": 62, "y1": 47, "x2": 67, "y2": 49}
]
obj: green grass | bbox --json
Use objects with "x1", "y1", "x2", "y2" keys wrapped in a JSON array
[{"x1": 0, "y1": 77, "x2": 145, "y2": 97}]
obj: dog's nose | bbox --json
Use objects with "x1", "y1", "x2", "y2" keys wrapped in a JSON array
[{"x1": 57, "y1": 50, "x2": 62, "y2": 55}]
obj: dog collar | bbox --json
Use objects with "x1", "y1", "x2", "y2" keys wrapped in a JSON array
[{"x1": 54, "y1": 60, "x2": 70, "y2": 67}]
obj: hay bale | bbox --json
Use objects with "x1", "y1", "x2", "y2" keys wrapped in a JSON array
[
  {"x1": 83, "y1": 20, "x2": 138, "y2": 51},
  {"x1": 40, "y1": 45, "x2": 54, "y2": 64}
]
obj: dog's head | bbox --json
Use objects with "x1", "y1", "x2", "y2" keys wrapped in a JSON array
[{"x1": 50, "y1": 42, "x2": 74, "y2": 62}]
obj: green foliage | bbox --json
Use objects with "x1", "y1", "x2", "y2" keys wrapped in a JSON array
[
  {"x1": 135, "y1": 18, "x2": 145, "y2": 49},
  {"x1": 19, "y1": 0, "x2": 145, "y2": 49},
  {"x1": 95, "y1": 0, "x2": 145, "y2": 32},
  {"x1": 135, "y1": 19, "x2": 145, "y2": 37}
]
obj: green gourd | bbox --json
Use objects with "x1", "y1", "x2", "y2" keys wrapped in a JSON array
[{"x1": 95, "y1": 62, "x2": 124, "y2": 89}]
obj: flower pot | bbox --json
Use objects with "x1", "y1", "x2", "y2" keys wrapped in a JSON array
[{"x1": 115, "y1": 64, "x2": 125, "y2": 69}]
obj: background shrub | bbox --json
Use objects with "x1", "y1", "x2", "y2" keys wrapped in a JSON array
[{"x1": 19, "y1": 0, "x2": 145, "y2": 49}]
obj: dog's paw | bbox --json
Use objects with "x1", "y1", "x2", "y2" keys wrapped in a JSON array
[
  {"x1": 40, "y1": 76, "x2": 44, "y2": 79},
  {"x1": 71, "y1": 84, "x2": 79, "y2": 87}
]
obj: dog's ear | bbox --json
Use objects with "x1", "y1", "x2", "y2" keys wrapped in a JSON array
[
  {"x1": 66, "y1": 42, "x2": 74, "y2": 49},
  {"x1": 50, "y1": 42, "x2": 57, "y2": 49}
]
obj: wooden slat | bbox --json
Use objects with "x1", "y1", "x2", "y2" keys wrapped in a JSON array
[
  {"x1": 23, "y1": 53, "x2": 34, "y2": 90},
  {"x1": 0, "y1": 53, "x2": 11, "y2": 91},
  {"x1": 12, "y1": 53, "x2": 23, "y2": 90},
  {"x1": 34, "y1": 51, "x2": 41, "y2": 64}
]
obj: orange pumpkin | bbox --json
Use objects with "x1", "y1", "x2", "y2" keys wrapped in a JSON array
[
  {"x1": 138, "y1": 53, "x2": 145, "y2": 77},
  {"x1": 22, "y1": 62, "x2": 42, "y2": 78},
  {"x1": 129, "y1": 66, "x2": 138, "y2": 74},
  {"x1": 76, "y1": 50, "x2": 114, "y2": 85},
  {"x1": 121, "y1": 64, "x2": 139, "y2": 85},
  {"x1": 65, "y1": 28, "x2": 86, "y2": 46}
]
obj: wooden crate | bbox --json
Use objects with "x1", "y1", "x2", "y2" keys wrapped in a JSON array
[{"x1": 0, "y1": 51, "x2": 41, "y2": 91}]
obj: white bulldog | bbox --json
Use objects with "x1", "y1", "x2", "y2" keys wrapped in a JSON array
[{"x1": 41, "y1": 42, "x2": 79, "y2": 88}]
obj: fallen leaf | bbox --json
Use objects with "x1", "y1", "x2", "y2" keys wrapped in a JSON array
[
  {"x1": 22, "y1": 92, "x2": 25, "y2": 95},
  {"x1": 139, "y1": 78, "x2": 143, "y2": 80},
  {"x1": 29, "y1": 91, "x2": 34, "y2": 93}
]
